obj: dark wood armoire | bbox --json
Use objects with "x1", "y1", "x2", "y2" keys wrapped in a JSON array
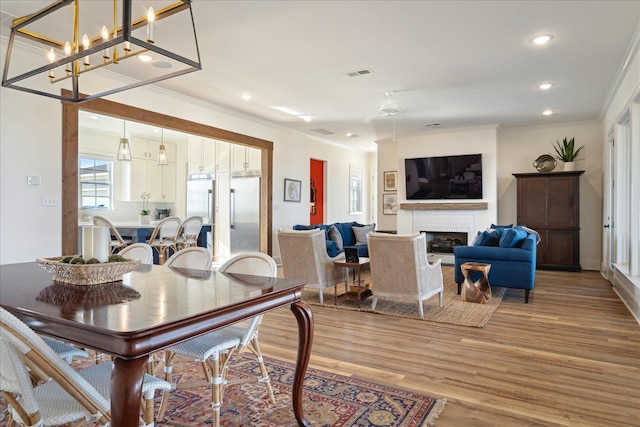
[{"x1": 513, "y1": 171, "x2": 584, "y2": 271}]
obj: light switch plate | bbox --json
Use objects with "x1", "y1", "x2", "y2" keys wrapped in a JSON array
[
  {"x1": 41, "y1": 195, "x2": 58, "y2": 207},
  {"x1": 27, "y1": 175, "x2": 41, "y2": 185}
]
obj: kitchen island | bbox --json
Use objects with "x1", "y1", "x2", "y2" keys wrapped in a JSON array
[{"x1": 78, "y1": 221, "x2": 212, "y2": 264}]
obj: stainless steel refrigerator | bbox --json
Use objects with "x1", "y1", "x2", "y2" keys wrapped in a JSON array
[
  {"x1": 186, "y1": 173, "x2": 215, "y2": 253},
  {"x1": 229, "y1": 175, "x2": 260, "y2": 254}
]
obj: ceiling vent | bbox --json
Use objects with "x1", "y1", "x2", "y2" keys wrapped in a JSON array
[
  {"x1": 311, "y1": 128, "x2": 335, "y2": 135},
  {"x1": 425, "y1": 123, "x2": 442, "y2": 128},
  {"x1": 346, "y1": 68, "x2": 373, "y2": 77}
]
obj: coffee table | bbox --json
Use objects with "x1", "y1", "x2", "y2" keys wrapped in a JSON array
[{"x1": 333, "y1": 257, "x2": 372, "y2": 304}]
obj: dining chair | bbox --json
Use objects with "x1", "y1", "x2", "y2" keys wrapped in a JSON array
[
  {"x1": 40, "y1": 337, "x2": 89, "y2": 364},
  {"x1": 157, "y1": 252, "x2": 278, "y2": 426},
  {"x1": 0, "y1": 307, "x2": 171, "y2": 427},
  {"x1": 118, "y1": 242, "x2": 154, "y2": 264},
  {"x1": 164, "y1": 247, "x2": 212, "y2": 270},
  {"x1": 175, "y1": 216, "x2": 204, "y2": 250},
  {"x1": 92, "y1": 215, "x2": 130, "y2": 254},
  {"x1": 146, "y1": 216, "x2": 182, "y2": 265}
]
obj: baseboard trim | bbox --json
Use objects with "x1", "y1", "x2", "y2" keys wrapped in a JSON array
[{"x1": 611, "y1": 264, "x2": 640, "y2": 325}]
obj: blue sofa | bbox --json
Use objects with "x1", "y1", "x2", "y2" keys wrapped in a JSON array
[
  {"x1": 453, "y1": 226, "x2": 538, "y2": 303},
  {"x1": 293, "y1": 222, "x2": 373, "y2": 257}
]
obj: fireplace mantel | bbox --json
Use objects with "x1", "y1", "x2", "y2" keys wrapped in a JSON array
[{"x1": 400, "y1": 202, "x2": 488, "y2": 211}]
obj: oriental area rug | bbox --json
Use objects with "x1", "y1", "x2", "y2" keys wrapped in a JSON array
[
  {"x1": 302, "y1": 266, "x2": 505, "y2": 327},
  {"x1": 157, "y1": 353, "x2": 446, "y2": 426},
  {"x1": 0, "y1": 353, "x2": 446, "y2": 427}
]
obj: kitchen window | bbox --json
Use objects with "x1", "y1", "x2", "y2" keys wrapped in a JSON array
[{"x1": 79, "y1": 156, "x2": 113, "y2": 209}]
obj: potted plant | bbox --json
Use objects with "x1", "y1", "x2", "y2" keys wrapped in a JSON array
[
  {"x1": 140, "y1": 192, "x2": 151, "y2": 224},
  {"x1": 551, "y1": 137, "x2": 584, "y2": 171}
]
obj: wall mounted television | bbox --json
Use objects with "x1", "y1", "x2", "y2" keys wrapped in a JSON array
[{"x1": 405, "y1": 154, "x2": 482, "y2": 200}]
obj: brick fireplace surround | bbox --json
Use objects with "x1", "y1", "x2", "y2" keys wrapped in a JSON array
[{"x1": 401, "y1": 202, "x2": 488, "y2": 264}]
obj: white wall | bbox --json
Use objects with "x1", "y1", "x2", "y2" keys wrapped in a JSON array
[
  {"x1": 0, "y1": 66, "x2": 371, "y2": 265},
  {"x1": 498, "y1": 121, "x2": 603, "y2": 270},
  {"x1": 375, "y1": 139, "x2": 398, "y2": 231},
  {"x1": 393, "y1": 126, "x2": 499, "y2": 234}
]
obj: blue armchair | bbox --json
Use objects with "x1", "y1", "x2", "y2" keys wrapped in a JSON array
[{"x1": 453, "y1": 229, "x2": 537, "y2": 303}]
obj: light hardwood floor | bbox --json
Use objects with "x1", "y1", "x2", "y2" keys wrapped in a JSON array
[{"x1": 260, "y1": 267, "x2": 640, "y2": 426}]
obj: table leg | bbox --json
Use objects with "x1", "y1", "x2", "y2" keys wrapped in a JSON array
[
  {"x1": 110, "y1": 356, "x2": 148, "y2": 426},
  {"x1": 290, "y1": 300, "x2": 314, "y2": 427}
]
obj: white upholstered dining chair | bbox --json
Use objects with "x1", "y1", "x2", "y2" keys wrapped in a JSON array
[
  {"x1": 118, "y1": 242, "x2": 154, "y2": 264},
  {"x1": 164, "y1": 247, "x2": 212, "y2": 270},
  {"x1": 158, "y1": 252, "x2": 278, "y2": 427},
  {"x1": 367, "y1": 232, "x2": 444, "y2": 319},
  {"x1": 0, "y1": 307, "x2": 171, "y2": 427},
  {"x1": 276, "y1": 228, "x2": 347, "y2": 304}
]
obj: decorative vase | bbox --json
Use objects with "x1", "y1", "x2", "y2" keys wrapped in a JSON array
[
  {"x1": 139, "y1": 214, "x2": 150, "y2": 224},
  {"x1": 563, "y1": 161, "x2": 576, "y2": 172}
]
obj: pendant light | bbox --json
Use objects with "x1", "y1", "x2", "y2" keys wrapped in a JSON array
[
  {"x1": 117, "y1": 120, "x2": 131, "y2": 161},
  {"x1": 2, "y1": 0, "x2": 202, "y2": 103},
  {"x1": 157, "y1": 129, "x2": 168, "y2": 166}
]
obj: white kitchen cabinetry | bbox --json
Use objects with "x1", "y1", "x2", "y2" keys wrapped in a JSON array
[
  {"x1": 129, "y1": 137, "x2": 177, "y2": 202},
  {"x1": 215, "y1": 140, "x2": 230, "y2": 173},
  {"x1": 231, "y1": 145, "x2": 261, "y2": 174},
  {"x1": 188, "y1": 136, "x2": 216, "y2": 174}
]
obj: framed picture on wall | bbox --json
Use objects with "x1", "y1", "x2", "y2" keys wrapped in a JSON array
[
  {"x1": 383, "y1": 193, "x2": 397, "y2": 215},
  {"x1": 383, "y1": 171, "x2": 398, "y2": 192},
  {"x1": 284, "y1": 178, "x2": 302, "y2": 202}
]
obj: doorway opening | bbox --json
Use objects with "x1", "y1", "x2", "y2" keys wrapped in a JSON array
[{"x1": 310, "y1": 159, "x2": 325, "y2": 225}]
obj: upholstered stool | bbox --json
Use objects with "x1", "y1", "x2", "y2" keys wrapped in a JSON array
[{"x1": 461, "y1": 262, "x2": 491, "y2": 304}]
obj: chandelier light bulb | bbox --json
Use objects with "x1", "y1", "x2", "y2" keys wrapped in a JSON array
[
  {"x1": 82, "y1": 34, "x2": 90, "y2": 66},
  {"x1": 147, "y1": 7, "x2": 155, "y2": 43},
  {"x1": 63, "y1": 41, "x2": 71, "y2": 74},
  {"x1": 47, "y1": 48, "x2": 55, "y2": 79},
  {"x1": 101, "y1": 25, "x2": 110, "y2": 59}
]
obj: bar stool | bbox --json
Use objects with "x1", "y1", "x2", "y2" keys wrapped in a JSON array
[{"x1": 146, "y1": 216, "x2": 181, "y2": 264}]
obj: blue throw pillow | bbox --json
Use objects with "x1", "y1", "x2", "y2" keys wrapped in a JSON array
[
  {"x1": 499, "y1": 228, "x2": 528, "y2": 248},
  {"x1": 474, "y1": 230, "x2": 500, "y2": 246},
  {"x1": 293, "y1": 224, "x2": 314, "y2": 230},
  {"x1": 490, "y1": 223, "x2": 513, "y2": 234}
]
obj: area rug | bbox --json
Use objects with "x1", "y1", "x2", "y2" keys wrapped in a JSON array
[
  {"x1": 159, "y1": 353, "x2": 445, "y2": 426},
  {"x1": 303, "y1": 267, "x2": 505, "y2": 327}
]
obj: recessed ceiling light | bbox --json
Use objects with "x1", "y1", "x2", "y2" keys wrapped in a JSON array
[
  {"x1": 346, "y1": 132, "x2": 359, "y2": 138},
  {"x1": 299, "y1": 116, "x2": 312, "y2": 122},
  {"x1": 272, "y1": 106, "x2": 302, "y2": 116},
  {"x1": 241, "y1": 93, "x2": 252, "y2": 101},
  {"x1": 542, "y1": 109, "x2": 555, "y2": 116},
  {"x1": 539, "y1": 83, "x2": 553, "y2": 90},
  {"x1": 531, "y1": 34, "x2": 553, "y2": 45},
  {"x1": 138, "y1": 55, "x2": 153, "y2": 62}
]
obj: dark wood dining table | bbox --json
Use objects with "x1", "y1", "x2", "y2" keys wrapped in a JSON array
[{"x1": 0, "y1": 262, "x2": 313, "y2": 426}]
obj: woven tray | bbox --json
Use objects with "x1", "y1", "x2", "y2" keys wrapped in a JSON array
[{"x1": 36, "y1": 257, "x2": 141, "y2": 286}]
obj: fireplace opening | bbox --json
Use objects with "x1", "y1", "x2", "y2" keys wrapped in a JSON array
[{"x1": 421, "y1": 231, "x2": 468, "y2": 254}]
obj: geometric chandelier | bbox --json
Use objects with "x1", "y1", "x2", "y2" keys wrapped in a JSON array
[{"x1": 2, "y1": 0, "x2": 201, "y2": 103}]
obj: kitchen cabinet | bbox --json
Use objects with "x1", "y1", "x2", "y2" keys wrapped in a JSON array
[
  {"x1": 130, "y1": 137, "x2": 177, "y2": 202},
  {"x1": 513, "y1": 171, "x2": 584, "y2": 271},
  {"x1": 231, "y1": 145, "x2": 261, "y2": 174},
  {"x1": 188, "y1": 136, "x2": 216, "y2": 174},
  {"x1": 216, "y1": 140, "x2": 230, "y2": 172}
]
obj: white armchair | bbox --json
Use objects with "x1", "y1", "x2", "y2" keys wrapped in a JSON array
[
  {"x1": 277, "y1": 228, "x2": 347, "y2": 304},
  {"x1": 367, "y1": 232, "x2": 444, "y2": 318}
]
